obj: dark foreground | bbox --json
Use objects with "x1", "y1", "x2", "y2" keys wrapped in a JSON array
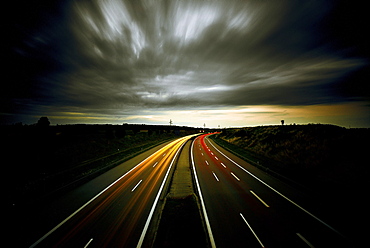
[{"x1": 153, "y1": 195, "x2": 208, "y2": 248}]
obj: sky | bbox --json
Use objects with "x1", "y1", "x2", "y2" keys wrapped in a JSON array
[{"x1": 4, "y1": 0, "x2": 370, "y2": 128}]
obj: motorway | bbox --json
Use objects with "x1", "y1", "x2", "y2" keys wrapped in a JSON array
[
  {"x1": 191, "y1": 133, "x2": 353, "y2": 248},
  {"x1": 23, "y1": 135, "x2": 194, "y2": 247},
  {"x1": 13, "y1": 132, "x2": 355, "y2": 247}
]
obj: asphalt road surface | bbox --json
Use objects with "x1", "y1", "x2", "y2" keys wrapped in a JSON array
[
  {"x1": 191, "y1": 133, "x2": 353, "y2": 248},
  {"x1": 18, "y1": 135, "x2": 194, "y2": 247}
]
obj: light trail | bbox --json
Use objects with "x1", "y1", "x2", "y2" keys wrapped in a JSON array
[
  {"x1": 131, "y1": 180, "x2": 143, "y2": 192},
  {"x1": 30, "y1": 135, "x2": 195, "y2": 248}
]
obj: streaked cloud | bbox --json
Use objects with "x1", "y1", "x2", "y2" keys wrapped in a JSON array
[{"x1": 3, "y1": 0, "x2": 369, "y2": 127}]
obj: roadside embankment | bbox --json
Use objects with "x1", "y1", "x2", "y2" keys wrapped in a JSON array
[
  {"x1": 211, "y1": 124, "x2": 369, "y2": 201},
  {"x1": 153, "y1": 138, "x2": 209, "y2": 248},
  {"x1": 3, "y1": 124, "x2": 190, "y2": 206}
]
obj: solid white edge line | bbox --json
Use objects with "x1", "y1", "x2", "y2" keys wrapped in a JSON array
[
  {"x1": 240, "y1": 213, "x2": 265, "y2": 248},
  {"x1": 206, "y1": 137, "x2": 344, "y2": 237},
  {"x1": 191, "y1": 137, "x2": 217, "y2": 248},
  {"x1": 131, "y1": 180, "x2": 143, "y2": 192},
  {"x1": 250, "y1": 190, "x2": 270, "y2": 208},
  {"x1": 29, "y1": 138, "x2": 184, "y2": 248},
  {"x1": 296, "y1": 233, "x2": 315, "y2": 248},
  {"x1": 136, "y1": 137, "x2": 189, "y2": 247}
]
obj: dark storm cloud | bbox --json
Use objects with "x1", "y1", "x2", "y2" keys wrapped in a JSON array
[{"x1": 3, "y1": 0, "x2": 369, "y2": 124}]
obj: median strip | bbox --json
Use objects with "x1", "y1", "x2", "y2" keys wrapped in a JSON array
[
  {"x1": 153, "y1": 137, "x2": 210, "y2": 248},
  {"x1": 136, "y1": 139, "x2": 188, "y2": 247}
]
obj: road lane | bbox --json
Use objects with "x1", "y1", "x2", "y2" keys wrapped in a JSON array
[
  {"x1": 29, "y1": 135, "x2": 194, "y2": 247},
  {"x1": 192, "y1": 133, "x2": 352, "y2": 247}
]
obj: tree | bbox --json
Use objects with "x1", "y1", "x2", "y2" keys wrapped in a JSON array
[
  {"x1": 37, "y1": 117, "x2": 50, "y2": 127},
  {"x1": 281, "y1": 120, "x2": 284, "y2": 125}
]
